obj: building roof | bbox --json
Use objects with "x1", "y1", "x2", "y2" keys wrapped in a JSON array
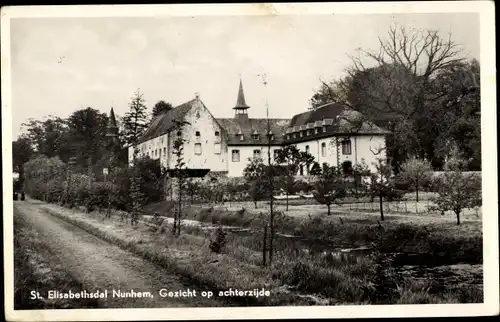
[
  {"x1": 284, "y1": 102, "x2": 390, "y2": 144},
  {"x1": 137, "y1": 99, "x2": 196, "y2": 144},
  {"x1": 216, "y1": 117, "x2": 290, "y2": 146}
]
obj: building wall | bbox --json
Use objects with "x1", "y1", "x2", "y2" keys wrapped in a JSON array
[
  {"x1": 128, "y1": 133, "x2": 169, "y2": 166},
  {"x1": 290, "y1": 134, "x2": 387, "y2": 174},
  {"x1": 166, "y1": 99, "x2": 228, "y2": 171},
  {"x1": 227, "y1": 145, "x2": 283, "y2": 177},
  {"x1": 355, "y1": 135, "x2": 387, "y2": 172}
]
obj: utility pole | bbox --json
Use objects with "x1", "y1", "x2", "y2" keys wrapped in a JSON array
[{"x1": 259, "y1": 72, "x2": 275, "y2": 265}]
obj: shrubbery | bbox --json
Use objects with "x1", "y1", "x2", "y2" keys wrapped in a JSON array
[{"x1": 23, "y1": 155, "x2": 165, "y2": 214}]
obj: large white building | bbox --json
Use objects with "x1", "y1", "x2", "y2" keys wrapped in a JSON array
[{"x1": 128, "y1": 79, "x2": 389, "y2": 177}]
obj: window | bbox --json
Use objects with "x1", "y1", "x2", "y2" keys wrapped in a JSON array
[
  {"x1": 315, "y1": 128, "x2": 319, "y2": 134},
  {"x1": 194, "y1": 143, "x2": 202, "y2": 155},
  {"x1": 163, "y1": 147, "x2": 166, "y2": 156},
  {"x1": 214, "y1": 143, "x2": 221, "y2": 154},
  {"x1": 341, "y1": 139, "x2": 352, "y2": 155},
  {"x1": 305, "y1": 145, "x2": 310, "y2": 154},
  {"x1": 322, "y1": 126, "x2": 327, "y2": 132},
  {"x1": 240, "y1": 134, "x2": 244, "y2": 141},
  {"x1": 253, "y1": 149, "x2": 261, "y2": 159},
  {"x1": 232, "y1": 150, "x2": 240, "y2": 162},
  {"x1": 293, "y1": 134, "x2": 297, "y2": 139},
  {"x1": 306, "y1": 130, "x2": 311, "y2": 136},
  {"x1": 321, "y1": 142, "x2": 326, "y2": 157},
  {"x1": 177, "y1": 131, "x2": 182, "y2": 136},
  {"x1": 300, "y1": 131, "x2": 303, "y2": 137},
  {"x1": 155, "y1": 149, "x2": 158, "y2": 157},
  {"x1": 215, "y1": 131, "x2": 220, "y2": 137},
  {"x1": 252, "y1": 134, "x2": 260, "y2": 140},
  {"x1": 195, "y1": 131, "x2": 201, "y2": 137}
]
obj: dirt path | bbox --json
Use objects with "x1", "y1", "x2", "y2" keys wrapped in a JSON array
[{"x1": 14, "y1": 200, "x2": 226, "y2": 308}]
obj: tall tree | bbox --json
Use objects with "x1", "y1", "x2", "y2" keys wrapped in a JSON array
[
  {"x1": 152, "y1": 100, "x2": 173, "y2": 118},
  {"x1": 311, "y1": 25, "x2": 477, "y2": 172},
  {"x1": 123, "y1": 89, "x2": 150, "y2": 146},
  {"x1": 12, "y1": 136, "x2": 34, "y2": 186},
  {"x1": 21, "y1": 116, "x2": 71, "y2": 160},
  {"x1": 66, "y1": 107, "x2": 108, "y2": 174}
]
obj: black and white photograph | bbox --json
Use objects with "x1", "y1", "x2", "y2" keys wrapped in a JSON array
[{"x1": 2, "y1": 2, "x2": 498, "y2": 321}]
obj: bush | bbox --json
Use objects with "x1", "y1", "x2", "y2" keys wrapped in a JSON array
[{"x1": 209, "y1": 227, "x2": 227, "y2": 253}]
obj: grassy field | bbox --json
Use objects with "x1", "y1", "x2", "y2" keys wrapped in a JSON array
[{"x1": 33, "y1": 197, "x2": 483, "y2": 305}]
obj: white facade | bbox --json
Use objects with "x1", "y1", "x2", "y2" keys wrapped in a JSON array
[{"x1": 129, "y1": 97, "x2": 388, "y2": 177}]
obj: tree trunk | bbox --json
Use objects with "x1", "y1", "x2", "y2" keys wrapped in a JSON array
[
  {"x1": 416, "y1": 177, "x2": 419, "y2": 203},
  {"x1": 379, "y1": 193, "x2": 384, "y2": 221},
  {"x1": 262, "y1": 224, "x2": 267, "y2": 266},
  {"x1": 286, "y1": 191, "x2": 289, "y2": 211},
  {"x1": 254, "y1": 200, "x2": 258, "y2": 209},
  {"x1": 327, "y1": 204, "x2": 331, "y2": 216},
  {"x1": 455, "y1": 210, "x2": 461, "y2": 225}
]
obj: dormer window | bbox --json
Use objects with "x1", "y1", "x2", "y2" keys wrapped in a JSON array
[
  {"x1": 300, "y1": 131, "x2": 303, "y2": 137},
  {"x1": 306, "y1": 130, "x2": 311, "y2": 136},
  {"x1": 322, "y1": 126, "x2": 327, "y2": 132},
  {"x1": 315, "y1": 128, "x2": 319, "y2": 134},
  {"x1": 252, "y1": 130, "x2": 260, "y2": 140}
]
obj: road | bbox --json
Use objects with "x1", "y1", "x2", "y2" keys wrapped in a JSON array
[{"x1": 14, "y1": 200, "x2": 226, "y2": 308}]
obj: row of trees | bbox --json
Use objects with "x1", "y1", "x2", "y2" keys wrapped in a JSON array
[
  {"x1": 310, "y1": 25, "x2": 481, "y2": 172},
  {"x1": 13, "y1": 90, "x2": 175, "y2": 190},
  {"x1": 241, "y1": 145, "x2": 480, "y2": 226}
]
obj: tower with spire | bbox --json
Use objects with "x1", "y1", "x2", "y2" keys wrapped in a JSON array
[{"x1": 233, "y1": 78, "x2": 250, "y2": 119}]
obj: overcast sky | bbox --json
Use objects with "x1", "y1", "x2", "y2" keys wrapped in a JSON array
[{"x1": 10, "y1": 13, "x2": 479, "y2": 138}]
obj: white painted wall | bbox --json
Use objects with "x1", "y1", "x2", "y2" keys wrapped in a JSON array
[
  {"x1": 170, "y1": 99, "x2": 227, "y2": 171},
  {"x1": 128, "y1": 133, "x2": 169, "y2": 166},
  {"x1": 227, "y1": 145, "x2": 283, "y2": 177}
]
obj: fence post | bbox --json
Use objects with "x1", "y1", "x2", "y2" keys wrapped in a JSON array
[{"x1": 262, "y1": 224, "x2": 268, "y2": 267}]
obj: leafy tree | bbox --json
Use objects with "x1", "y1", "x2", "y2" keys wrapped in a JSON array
[
  {"x1": 66, "y1": 107, "x2": 108, "y2": 175},
  {"x1": 186, "y1": 180, "x2": 200, "y2": 204},
  {"x1": 152, "y1": 100, "x2": 173, "y2": 118},
  {"x1": 429, "y1": 162, "x2": 481, "y2": 225},
  {"x1": 21, "y1": 116, "x2": 71, "y2": 160},
  {"x1": 275, "y1": 145, "x2": 316, "y2": 210},
  {"x1": 129, "y1": 153, "x2": 146, "y2": 226},
  {"x1": 12, "y1": 137, "x2": 34, "y2": 187},
  {"x1": 310, "y1": 25, "x2": 479, "y2": 171},
  {"x1": 123, "y1": 90, "x2": 150, "y2": 146},
  {"x1": 243, "y1": 157, "x2": 270, "y2": 209},
  {"x1": 400, "y1": 157, "x2": 433, "y2": 202},
  {"x1": 312, "y1": 163, "x2": 347, "y2": 216},
  {"x1": 367, "y1": 158, "x2": 400, "y2": 221}
]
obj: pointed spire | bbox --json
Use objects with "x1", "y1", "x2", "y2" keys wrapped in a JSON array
[
  {"x1": 233, "y1": 78, "x2": 250, "y2": 110},
  {"x1": 106, "y1": 107, "x2": 118, "y2": 138}
]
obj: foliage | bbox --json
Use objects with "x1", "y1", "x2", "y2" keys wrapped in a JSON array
[
  {"x1": 21, "y1": 116, "x2": 71, "y2": 160},
  {"x1": 243, "y1": 157, "x2": 272, "y2": 208},
  {"x1": 310, "y1": 25, "x2": 480, "y2": 171},
  {"x1": 122, "y1": 89, "x2": 150, "y2": 146},
  {"x1": 312, "y1": 163, "x2": 347, "y2": 215},
  {"x1": 12, "y1": 137, "x2": 35, "y2": 185},
  {"x1": 367, "y1": 158, "x2": 400, "y2": 221},
  {"x1": 209, "y1": 227, "x2": 228, "y2": 254},
  {"x1": 275, "y1": 145, "x2": 316, "y2": 210},
  {"x1": 429, "y1": 157, "x2": 481, "y2": 225},
  {"x1": 400, "y1": 157, "x2": 433, "y2": 202},
  {"x1": 152, "y1": 100, "x2": 174, "y2": 118}
]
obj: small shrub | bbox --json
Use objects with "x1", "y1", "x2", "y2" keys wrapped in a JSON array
[{"x1": 209, "y1": 227, "x2": 227, "y2": 253}]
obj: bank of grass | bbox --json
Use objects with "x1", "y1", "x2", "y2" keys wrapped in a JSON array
[
  {"x1": 145, "y1": 201, "x2": 482, "y2": 265},
  {"x1": 13, "y1": 209, "x2": 101, "y2": 309},
  {"x1": 37, "y1": 200, "x2": 482, "y2": 305}
]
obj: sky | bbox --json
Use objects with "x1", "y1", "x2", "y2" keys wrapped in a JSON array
[{"x1": 10, "y1": 12, "x2": 479, "y2": 139}]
